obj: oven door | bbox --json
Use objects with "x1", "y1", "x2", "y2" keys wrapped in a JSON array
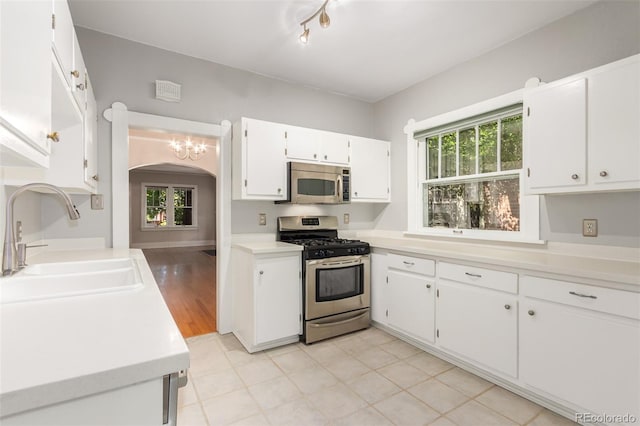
[
  {"x1": 291, "y1": 169, "x2": 343, "y2": 204},
  {"x1": 305, "y1": 255, "x2": 370, "y2": 320}
]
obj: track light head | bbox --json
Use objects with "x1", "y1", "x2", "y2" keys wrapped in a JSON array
[
  {"x1": 319, "y1": 8, "x2": 330, "y2": 28},
  {"x1": 299, "y1": 25, "x2": 310, "y2": 44}
]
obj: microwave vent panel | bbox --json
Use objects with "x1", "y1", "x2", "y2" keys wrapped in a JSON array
[{"x1": 155, "y1": 80, "x2": 181, "y2": 102}]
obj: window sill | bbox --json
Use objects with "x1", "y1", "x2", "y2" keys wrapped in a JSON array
[
  {"x1": 404, "y1": 230, "x2": 546, "y2": 246},
  {"x1": 141, "y1": 226, "x2": 199, "y2": 232}
]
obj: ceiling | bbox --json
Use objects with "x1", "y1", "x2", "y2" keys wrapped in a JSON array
[{"x1": 68, "y1": 0, "x2": 595, "y2": 102}]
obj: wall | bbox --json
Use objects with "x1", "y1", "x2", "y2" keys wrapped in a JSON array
[
  {"x1": 371, "y1": 0, "x2": 640, "y2": 247},
  {"x1": 38, "y1": 28, "x2": 376, "y2": 246},
  {"x1": 129, "y1": 169, "x2": 216, "y2": 248}
]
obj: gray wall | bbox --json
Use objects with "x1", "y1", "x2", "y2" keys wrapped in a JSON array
[
  {"x1": 129, "y1": 170, "x2": 216, "y2": 247},
  {"x1": 40, "y1": 1, "x2": 640, "y2": 248},
  {"x1": 372, "y1": 0, "x2": 640, "y2": 247}
]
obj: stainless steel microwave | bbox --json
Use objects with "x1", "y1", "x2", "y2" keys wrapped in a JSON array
[{"x1": 280, "y1": 162, "x2": 350, "y2": 204}]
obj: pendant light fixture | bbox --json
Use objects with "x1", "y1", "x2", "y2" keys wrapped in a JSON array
[{"x1": 299, "y1": 0, "x2": 331, "y2": 44}]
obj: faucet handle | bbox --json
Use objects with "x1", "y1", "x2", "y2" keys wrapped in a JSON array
[{"x1": 16, "y1": 243, "x2": 48, "y2": 269}]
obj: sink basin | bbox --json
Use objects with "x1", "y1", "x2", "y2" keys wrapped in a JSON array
[{"x1": 1, "y1": 259, "x2": 143, "y2": 304}]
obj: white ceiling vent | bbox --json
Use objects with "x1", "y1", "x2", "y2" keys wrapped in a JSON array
[{"x1": 155, "y1": 80, "x2": 181, "y2": 102}]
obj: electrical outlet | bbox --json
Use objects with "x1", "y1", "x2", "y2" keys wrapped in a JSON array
[
  {"x1": 91, "y1": 194, "x2": 104, "y2": 210},
  {"x1": 583, "y1": 219, "x2": 597, "y2": 237},
  {"x1": 343, "y1": 213, "x2": 350, "y2": 225},
  {"x1": 258, "y1": 213, "x2": 267, "y2": 226}
]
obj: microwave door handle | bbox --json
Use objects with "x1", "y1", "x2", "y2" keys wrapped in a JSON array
[{"x1": 337, "y1": 175, "x2": 343, "y2": 201}]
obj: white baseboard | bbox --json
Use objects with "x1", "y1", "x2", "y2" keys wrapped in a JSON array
[{"x1": 130, "y1": 240, "x2": 216, "y2": 249}]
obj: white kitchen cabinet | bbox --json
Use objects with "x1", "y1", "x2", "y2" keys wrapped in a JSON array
[
  {"x1": 232, "y1": 118, "x2": 287, "y2": 200},
  {"x1": 83, "y1": 76, "x2": 98, "y2": 189},
  {"x1": 52, "y1": 0, "x2": 74, "y2": 87},
  {"x1": 232, "y1": 247, "x2": 302, "y2": 353},
  {"x1": 524, "y1": 54, "x2": 639, "y2": 194},
  {"x1": 437, "y1": 262, "x2": 518, "y2": 377},
  {"x1": 370, "y1": 252, "x2": 388, "y2": 324},
  {"x1": 71, "y1": 31, "x2": 88, "y2": 110},
  {"x1": 284, "y1": 127, "x2": 349, "y2": 165},
  {"x1": 386, "y1": 253, "x2": 436, "y2": 343},
  {"x1": 520, "y1": 276, "x2": 640, "y2": 425},
  {"x1": 350, "y1": 136, "x2": 390, "y2": 202},
  {"x1": 0, "y1": 0, "x2": 52, "y2": 167}
]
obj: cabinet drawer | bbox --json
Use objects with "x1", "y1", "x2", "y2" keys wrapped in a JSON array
[
  {"x1": 522, "y1": 276, "x2": 640, "y2": 320},
  {"x1": 388, "y1": 253, "x2": 435, "y2": 276},
  {"x1": 439, "y1": 262, "x2": 517, "y2": 294}
]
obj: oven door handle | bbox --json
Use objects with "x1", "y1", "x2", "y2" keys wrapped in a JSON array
[
  {"x1": 308, "y1": 311, "x2": 368, "y2": 328},
  {"x1": 315, "y1": 259, "x2": 361, "y2": 268}
]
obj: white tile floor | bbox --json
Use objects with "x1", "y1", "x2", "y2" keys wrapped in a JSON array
[{"x1": 178, "y1": 327, "x2": 578, "y2": 426}]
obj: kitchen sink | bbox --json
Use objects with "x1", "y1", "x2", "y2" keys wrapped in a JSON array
[{"x1": 0, "y1": 259, "x2": 144, "y2": 304}]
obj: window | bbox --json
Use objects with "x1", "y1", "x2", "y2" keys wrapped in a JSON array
[
  {"x1": 410, "y1": 96, "x2": 539, "y2": 242},
  {"x1": 143, "y1": 183, "x2": 197, "y2": 229}
]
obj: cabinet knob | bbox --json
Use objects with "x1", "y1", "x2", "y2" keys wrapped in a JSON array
[
  {"x1": 354, "y1": 191, "x2": 358, "y2": 196},
  {"x1": 426, "y1": 284, "x2": 431, "y2": 289},
  {"x1": 324, "y1": 155, "x2": 328, "y2": 160},
  {"x1": 76, "y1": 83, "x2": 85, "y2": 91},
  {"x1": 528, "y1": 310, "x2": 535, "y2": 316},
  {"x1": 504, "y1": 304, "x2": 511, "y2": 310},
  {"x1": 277, "y1": 188, "x2": 282, "y2": 193},
  {"x1": 259, "y1": 270, "x2": 264, "y2": 275},
  {"x1": 571, "y1": 174, "x2": 579, "y2": 180},
  {"x1": 70, "y1": 70, "x2": 80, "y2": 78},
  {"x1": 313, "y1": 154, "x2": 317, "y2": 159},
  {"x1": 599, "y1": 170, "x2": 608, "y2": 177},
  {"x1": 92, "y1": 175, "x2": 99, "y2": 181},
  {"x1": 47, "y1": 132, "x2": 60, "y2": 142}
]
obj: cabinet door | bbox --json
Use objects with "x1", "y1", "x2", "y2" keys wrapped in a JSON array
[
  {"x1": 285, "y1": 125, "x2": 320, "y2": 162},
  {"x1": 524, "y1": 78, "x2": 586, "y2": 193},
  {"x1": 350, "y1": 137, "x2": 390, "y2": 201},
  {"x1": 244, "y1": 119, "x2": 287, "y2": 199},
  {"x1": 387, "y1": 269, "x2": 435, "y2": 343},
  {"x1": 0, "y1": 0, "x2": 52, "y2": 156},
  {"x1": 370, "y1": 252, "x2": 388, "y2": 324},
  {"x1": 255, "y1": 255, "x2": 301, "y2": 344},
  {"x1": 319, "y1": 131, "x2": 349, "y2": 165},
  {"x1": 52, "y1": 0, "x2": 74, "y2": 86},
  {"x1": 84, "y1": 77, "x2": 98, "y2": 189},
  {"x1": 589, "y1": 58, "x2": 640, "y2": 190},
  {"x1": 437, "y1": 280, "x2": 517, "y2": 377},
  {"x1": 520, "y1": 298, "x2": 639, "y2": 422}
]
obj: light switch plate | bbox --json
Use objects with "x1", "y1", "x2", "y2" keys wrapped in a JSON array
[
  {"x1": 91, "y1": 194, "x2": 104, "y2": 210},
  {"x1": 582, "y1": 219, "x2": 597, "y2": 237},
  {"x1": 258, "y1": 213, "x2": 267, "y2": 226}
]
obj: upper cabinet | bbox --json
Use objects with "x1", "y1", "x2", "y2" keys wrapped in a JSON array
[
  {"x1": 0, "y1": 0, "x2": 98, "y2": 193},
  {"x1": 232, "y1": 118, "x2": 288, "y2": 201},
  {"x1": 350, "y1": 137, "x2": 390, "y2": 202},
  {"x1": 233, "y1": 117, "x2": 391, "y2": 202},
  {"x1": 0, "y1": 0, "x2": 53, "y2": 167},
  {"x1": 524, "y1": 55, "x2": 639, "y2": 194}
]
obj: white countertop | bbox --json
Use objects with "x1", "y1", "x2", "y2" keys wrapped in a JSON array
[
  {"x1": 0, "y1": 249, "x2": 189, "y2": 417},
  {"x1": 232, "y1": 241, "x2": 303, "y2": 255},
  {"x1": 362, "y1": 235, "x2": 640, "y2": 291}
]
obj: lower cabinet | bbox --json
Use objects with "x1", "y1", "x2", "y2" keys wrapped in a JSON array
[
  {"x1": 386, "y1": 253, "x2": 436, "y2": 343},
  {"x1": 370, "y1": 252, "x2": 388, "y2": 324},
  {"x1": 232, "y1": 248, "x2": 302, "y2": 353},
  {"x1": 520, "y1": 276, "x2": 640, "y2": 424}
]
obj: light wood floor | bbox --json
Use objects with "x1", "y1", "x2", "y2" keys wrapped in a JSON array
[{"x1": 143, "y1": 247, "x2": 216, "y2": 338}]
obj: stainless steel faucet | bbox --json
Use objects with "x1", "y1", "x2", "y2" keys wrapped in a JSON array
[{"x1": 2, "y1": 183, "x2": 80, "y2": 276}]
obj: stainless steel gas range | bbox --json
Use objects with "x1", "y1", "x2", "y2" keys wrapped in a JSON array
[{"x1": 277, "y1": 216, "x2": 371, "y2": 344}]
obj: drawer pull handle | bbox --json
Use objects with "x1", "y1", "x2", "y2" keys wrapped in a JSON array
[
  {"x1": 504, "y1": 304, "x2": 511, "y2": 310},
  {"x1": 465, "y1": 272, "x2": 482, "y2": 278},
  {"x1": 528, "y1": 310, "x2": 535, "y2": 316},
  {"x1": 569, "y1": 291, "x2": 597, "y2": 299},
  {"x1": 403, "y1": 261, "x2": 415, "y2": 266}
]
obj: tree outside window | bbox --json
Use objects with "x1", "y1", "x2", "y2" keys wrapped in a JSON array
[{"x1": 143, "y1": 184, "x2": 197, "y2": 229}]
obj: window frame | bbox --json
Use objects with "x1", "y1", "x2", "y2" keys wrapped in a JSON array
[
  {"x1": 405, "y1": 89, "x2": 542, "y2": 244},
  {"x1": 141, "y1": 182, "x2": 198, "y2": 230}
]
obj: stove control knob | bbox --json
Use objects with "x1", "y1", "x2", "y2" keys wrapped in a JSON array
[
  {"x1": 327, "y1": 250, "x2": 334, "y2": 256},
  {"x1": 317, "y1": 250, "x2": 326, "y2": 257}
]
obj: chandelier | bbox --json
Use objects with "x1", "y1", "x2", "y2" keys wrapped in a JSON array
[
  {"x1": 169, "y1": 138, "x2": 207, "y2": 161},
  {"x1": 299, "y1": 0, "x2": 331, "y2": 44}
]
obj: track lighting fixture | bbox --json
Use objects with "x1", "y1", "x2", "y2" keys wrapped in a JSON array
[{"x1": 299, "y1": 0, "x2": 331, "y2": 44}]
